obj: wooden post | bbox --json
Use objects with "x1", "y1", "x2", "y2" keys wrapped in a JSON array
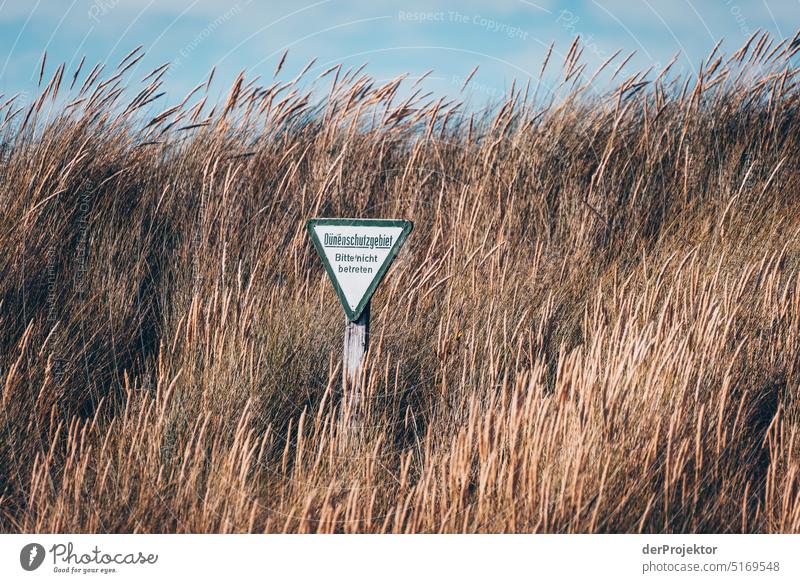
[{"x1": 343, "y1": 301, "x2": 369, "y2": 412}]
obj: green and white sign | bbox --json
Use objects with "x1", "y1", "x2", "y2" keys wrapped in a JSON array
[{"x1": 306, "y1": 218, "x2": 413, "y2": 320}]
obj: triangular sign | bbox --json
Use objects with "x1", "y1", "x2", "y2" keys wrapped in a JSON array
[{"x1": 307, "y1": 218, "x2": 413, "y2": 320}]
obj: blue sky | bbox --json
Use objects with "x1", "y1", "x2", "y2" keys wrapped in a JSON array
[{"x1": 1, "y1": 1, "x2": 798, "y2": 108}]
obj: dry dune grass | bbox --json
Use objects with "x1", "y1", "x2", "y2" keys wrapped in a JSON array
[{"x1": 2, "y1": 32, "x2": 800, "y2": 533}]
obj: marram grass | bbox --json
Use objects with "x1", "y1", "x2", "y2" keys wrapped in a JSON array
[{"x1": 1, "y1": 33, "x2": 800, "y2": 532}]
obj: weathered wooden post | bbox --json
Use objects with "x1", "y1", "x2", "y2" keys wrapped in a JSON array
[
  {"x1": 306, "y1": 218, "x2": 412, "y2": 416},
  {"x1": 342, "y1": 300, "x2": 369, "y2": 410}
]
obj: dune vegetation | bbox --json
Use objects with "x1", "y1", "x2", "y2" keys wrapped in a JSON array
[{"x1": 1, "y1": 31, "x2": 800, "y2": 532}]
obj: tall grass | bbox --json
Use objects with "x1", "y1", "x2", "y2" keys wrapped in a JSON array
[{"x1": 2, "y1": 32, "x2": 800, "y2": 532}]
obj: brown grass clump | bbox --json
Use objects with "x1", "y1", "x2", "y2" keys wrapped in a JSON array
[{"x1": 2, "y1": 33, "x2": 800, "y2": 533}]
